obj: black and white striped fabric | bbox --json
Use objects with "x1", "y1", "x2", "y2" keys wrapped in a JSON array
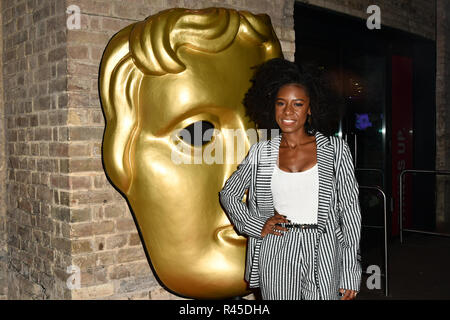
[
  {"x1": 219, "y1": 131, "x2": 362, "y2": 300},
  {"x1": 259, "y1": 228, "x2": 321, "y2": 300}
]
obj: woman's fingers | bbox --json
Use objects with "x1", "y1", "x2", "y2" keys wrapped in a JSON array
[
  {"x1": 274, "y1": 212, "x2": 288, "y2": 219},
  {"x1": 339, "y1": 289, "x2": 357, "y2": 300},
  {"x1": 261, "y1": 221, "x2": 274, "y2": 237},
  {"x1": 261, "y1": 213, "x2": 291, "y2": 237},
  {"x1": 271, "y1": 230, "x2": 284, "y2": 236},
  {"x1": 272, "y1": 214, "x2": 290, "y2": 224},
  {"x1": 273, "y1": 225, "x2": 288, "y2": 232},
  {"x1": 271, "y1": 224, "x2": 288, "y2": 236},
  {"x1": 343, "y1": 290, "x2": 351, "y2": 300}
]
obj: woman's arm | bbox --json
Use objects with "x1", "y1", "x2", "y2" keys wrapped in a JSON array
[
  {"x1": 336, "y1": 140, "x2": 363, "y2": 292},
  {"x1": 219, "y1": 143, "x2": 267, "y2": 239}
]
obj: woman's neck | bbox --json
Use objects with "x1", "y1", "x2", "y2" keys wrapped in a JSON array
[{"x1": 281, "y1": 130, "x2": 314, "y2": 149}]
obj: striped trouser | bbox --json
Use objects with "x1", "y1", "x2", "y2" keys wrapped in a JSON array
[{"x1": 259, "y1": 227, "x2": 320, "y2": 300}]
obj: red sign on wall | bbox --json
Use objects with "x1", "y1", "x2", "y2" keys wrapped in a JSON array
[{"x1": 391, "y1": 55, "x2": 413, "y2": 236}]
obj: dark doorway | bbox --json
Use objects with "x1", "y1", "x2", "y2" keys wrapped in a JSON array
[{"x1": 294, "y1": 2, "x2": 436, "y2": 297}]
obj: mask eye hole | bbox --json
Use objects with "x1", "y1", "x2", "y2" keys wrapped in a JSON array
[{"x1": 177, "y1": 120, "x2": 215, "y2": 146}]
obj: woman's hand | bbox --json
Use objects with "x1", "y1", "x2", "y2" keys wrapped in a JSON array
[
  {"x1": 339, "y1": 288, "x2": 358, "y2": 300},
  {"x1": 261, "y1": 212, "x2": 290, "y2": 238}
]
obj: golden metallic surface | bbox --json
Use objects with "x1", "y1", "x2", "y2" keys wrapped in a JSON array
[{"x1": 99, "y1": 7, "x2": 282, "y2": 299}]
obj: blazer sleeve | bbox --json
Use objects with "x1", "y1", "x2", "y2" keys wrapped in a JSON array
[
  {"x1": 336, "y1": 140, "x2": 362, "y2": 292},
  {"x1": 219, "y1": 143, "x2": 267, "y2": 239}
]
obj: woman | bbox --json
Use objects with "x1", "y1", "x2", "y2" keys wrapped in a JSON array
[{"x1": 219, "y1": 58, "x2": 362, "y2": 300}]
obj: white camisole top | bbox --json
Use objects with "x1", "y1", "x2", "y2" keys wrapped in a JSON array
[{"x1": 270, "y1": 160, "x2": 319, "y2": 224}]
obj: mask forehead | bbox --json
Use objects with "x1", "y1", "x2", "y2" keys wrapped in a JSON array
[{"x1": 138, "y1": 43, "x2": 266, "y2": 136}]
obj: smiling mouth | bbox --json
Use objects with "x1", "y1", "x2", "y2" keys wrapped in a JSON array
[{"x1": 282, "y1": 119, "x2": 296, "y2": 125}]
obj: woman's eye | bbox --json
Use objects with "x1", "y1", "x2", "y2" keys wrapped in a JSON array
[
  {"x1": 294, "y1": 103, "x2": 303, "y2": 107},
  {"x1": 176, "y1": 121, "x2": 215, "y2": 146},
  {"x1": 276, "y1": 101, "x2": 284, "y2": 106}
]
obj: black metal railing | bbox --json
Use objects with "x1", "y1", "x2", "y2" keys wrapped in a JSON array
[
  {"x1": 359, "y1": 185, "x2": 389, "y2": 297},
  {"x1": 399, "y1": 169, "x2": 450, "y2": 244}
]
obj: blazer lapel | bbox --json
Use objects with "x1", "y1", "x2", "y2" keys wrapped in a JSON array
[
  {"x1": 255, "y1": 131, "x2": 334, "y2": 233},
  {"x1": 255, "y1": 134, "x2": 281, "y2": 217},
  {"x1": 315, "y1": 131, "x2": 334, "y2": 233}
]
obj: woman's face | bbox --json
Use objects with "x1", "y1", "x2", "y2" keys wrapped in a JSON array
[{"x1": 274, "y1": 83, "x2": 311, "y2": 134}]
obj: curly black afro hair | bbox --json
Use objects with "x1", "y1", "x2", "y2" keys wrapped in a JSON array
[{"x1": 243, "y1": 58, "x2": 340, "y2": 139}]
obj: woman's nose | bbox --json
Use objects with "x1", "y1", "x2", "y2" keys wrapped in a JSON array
[{"x1": 284, "y1": 103, "x2": 294, "y2": 115}]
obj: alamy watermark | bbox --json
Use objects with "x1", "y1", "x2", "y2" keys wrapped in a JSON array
[
  {"x1": 66, "y1": 265, "x2": 81, "y2": 290},
  {"x1": 170, "y1": 125, "x2": 279, "y2": 165},
  {"x1": 66, "y1": 5, "x2": 81, "y2": 30},
  {"x1": 367, "y1": 5, "x2": 381, "y2": 30},
  {"x1": 366, "y1": 264, "x2": 382, "y2": 290}
]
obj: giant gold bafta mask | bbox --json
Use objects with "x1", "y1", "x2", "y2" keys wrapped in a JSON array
[{"x1": 99, "y1": 7, "x2": 282, "y2": 299}]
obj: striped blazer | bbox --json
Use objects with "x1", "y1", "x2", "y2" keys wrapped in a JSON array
[{"x1": 219, "y1": 130, "x2": 362, "y2": 299}]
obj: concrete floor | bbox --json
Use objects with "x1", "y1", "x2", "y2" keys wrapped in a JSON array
[{"x1": 357, "y1": 232, "x2": 450, "y2": 300}]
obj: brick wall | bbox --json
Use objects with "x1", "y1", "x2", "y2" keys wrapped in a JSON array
[
  {"x1": 2, "y1": 0, "x2": 70, "y2": 299},
  {"x1": 436, "y1": 0, "x2": 450, "y2": 226},
  {"x1": 0, "y1": 0, "x2": 6, "y2": 301},
  {"x1": 297, "y1": 0, "x2": 436, "y2": 40}
]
